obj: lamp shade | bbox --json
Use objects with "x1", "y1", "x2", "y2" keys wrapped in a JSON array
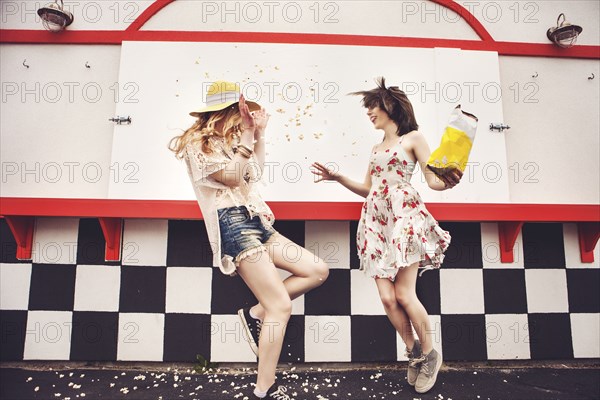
[
  {"x1": 547, "y1": 13, "x2": 582, "y2": 48},
  {"x1": 37, "y1": 0, "x2": 74, "y2": 32}
]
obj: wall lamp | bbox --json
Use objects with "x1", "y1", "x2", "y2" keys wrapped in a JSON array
[
  {"x1": 547, "y1": 13, "x2": 582, "y2": 48},
  {"x1": 37, "y1": 0, "x2": 74, "y2": 32}
]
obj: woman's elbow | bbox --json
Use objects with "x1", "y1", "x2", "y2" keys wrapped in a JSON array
[
  {"x1": 428, "y1": 178, "x2": 446, "y2": 191},
  {"x1": 424, "y1": 174, "x2": 444, "y2": 191},
  {"x1": 224, "y1": 178, "x2": 242, "y2": 188},
  {"x1": 211, "y1": 170, "x2": 242, "y2": 188}
]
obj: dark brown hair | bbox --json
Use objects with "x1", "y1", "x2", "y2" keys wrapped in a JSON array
[{"x1": 350, "y1": 77, "x2": 419, "y2": 136}]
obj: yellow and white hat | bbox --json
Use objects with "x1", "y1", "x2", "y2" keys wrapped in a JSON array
[{"x1": 189, "y1": 80, "x2": 261, "y2": 117}]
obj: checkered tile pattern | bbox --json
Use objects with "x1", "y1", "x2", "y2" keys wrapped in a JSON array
[{"x1": 1, "y1": 218, "x2": 598, "y2": 362}]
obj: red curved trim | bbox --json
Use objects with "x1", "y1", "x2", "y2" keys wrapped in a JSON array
[
  {"x1": 125, "y1": 0, "x2": 175, "y2": 32},
  {"x1": 1, "y1": 198, "x2": 599, "y2": 222},
  {"x1": 431, "y1": 0, "x2": 494, "y2": 42},
  {"x1": 1, "y1": 29, "x2": 599, "y2": 59},
  {"x1": 126, "y1": 0, "x2": 494, "y2": 42},
  {"x1": 0, "y1": 29, "x2": 124, "y2": 44}
]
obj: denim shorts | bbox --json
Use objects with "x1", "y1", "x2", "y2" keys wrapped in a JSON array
[{"x1": 218, "y1": 206, "x2": 277, "y2": 264}]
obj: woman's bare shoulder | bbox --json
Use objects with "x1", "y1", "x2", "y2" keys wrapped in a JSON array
[
  {"x1": 403, "y1": 129, "x2": 421, "y2": 140},
  {"x1": 401, "y1": 130, "x2": 422, "y2": 148}
]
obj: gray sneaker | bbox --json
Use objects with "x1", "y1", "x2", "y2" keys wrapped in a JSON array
[
  {"x1": 405, "y1": 340, "x2": 422, "y2": 386},
  {"x1": 415, "y1": 348, "x2": 442, "y2": 394}
]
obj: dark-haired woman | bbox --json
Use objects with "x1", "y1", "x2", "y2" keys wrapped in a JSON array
[{"x1": 312, "y1": 77, "x2": 462, "y2": 394}]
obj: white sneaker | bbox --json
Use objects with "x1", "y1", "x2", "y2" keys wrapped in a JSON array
[
  {"x1": 415, "y1": 348, "x2": 442, "y2": 394},
  {"x1": 405, "y1": 340, "x2": 422, "y2": 386}
]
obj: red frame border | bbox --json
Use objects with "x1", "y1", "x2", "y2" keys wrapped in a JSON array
[
  {"x1": 1, "y1": 198, "x2": 598, "y2": 222},
  {"x1": 2, "y1": 198, "x2": 598, "y2": 263}
]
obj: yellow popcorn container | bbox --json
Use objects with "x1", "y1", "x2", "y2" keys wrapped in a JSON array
[{"x1": 427, "y1": 105, "x2": 478, "y2": 174}]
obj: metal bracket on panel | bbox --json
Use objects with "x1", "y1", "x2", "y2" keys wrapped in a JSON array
[
  {"x1": 498, "y1": 221, "x2": 523, "y2": 263},
  {"x1": 4, "y1": 216, "x2": 35, "y2": 260},
  {"x1": 578, "y1": 222, "x2": 600, "y2": 263},
  {"x1": 98, "y1": 217, "x2": 122, "y2": 262},
  {"x1": 489, "y1": 123, "x2": 510, "y2": 132},
  {"x1": 109, "y1": 116, "x2": 132, "y2": 125}
]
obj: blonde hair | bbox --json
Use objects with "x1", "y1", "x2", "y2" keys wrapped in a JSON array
[{"x1": 169, "y1": 104, "x2": 243, "y2": 159}]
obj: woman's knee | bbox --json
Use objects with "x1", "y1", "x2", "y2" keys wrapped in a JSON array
[
  {"x1": 379, "y1": 292, "x2": 398, "y2": 309},
  {"x1": 264, "y1": 294, "x2": 293, "y2": 318},
  {"x1": 395, "y1": 287, "x2": 416, "y2": 308},
  {"x1": 311, "y1": 259, "x2": 329, "y2": 285}
]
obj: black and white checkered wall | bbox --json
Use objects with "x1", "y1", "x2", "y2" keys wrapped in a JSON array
[{"x1": 1, "y1": 217, "x2": 599, "y2": 363}]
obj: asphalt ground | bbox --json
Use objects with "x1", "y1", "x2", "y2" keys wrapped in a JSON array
[{"x1": 1, "y1": 361, "x2": 599, "y2": 400}]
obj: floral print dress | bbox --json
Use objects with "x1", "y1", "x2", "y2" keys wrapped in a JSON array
[{"x1": 357, "y1": 138, "x2": 451, "y2": 280}]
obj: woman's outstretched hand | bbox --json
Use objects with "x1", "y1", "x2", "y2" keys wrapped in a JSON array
[
  {"x1": 253, "y1": 108, "x2": 270, "y2": 138},
  {"x1": 239, "y1": 94, "x2": 256, "y2": 133},
  {"x1": 440, "y1": 169, "x2": 463, "y2": 189},
  {"x1": 311, "y1": 162, "x2": 340, "y2": 182}
]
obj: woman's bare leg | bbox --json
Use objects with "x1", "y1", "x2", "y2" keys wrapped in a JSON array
[
  {"x1": 375, "y1": 277, "x2": 416, "y2": 350},
  {"x1": 249, "y1": 233, "x2": 329, "y2": 320},
  {"x1": 394, "y1": 262, "x2": 434, "y2": 354},
  {"x1": 236, "y1": 253, "x2": 292, "y2": 392}
]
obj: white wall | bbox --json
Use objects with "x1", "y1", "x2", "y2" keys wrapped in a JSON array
[
  {"x1": 457, "y1": 0, "x2": 599, "y2": 45},
  {"x1": 108, "y1": 42, "x2": 507, "y2": 203},
  {"x1": 142, "y1": 0, "x2": 479, "y2": 39},
  {"x1": 1, "y1": 44, "x2": 121, "y2": 198},
  {"x1": 1, "y1": 0, "x2": 599, "y2": 204},
  {"x1": 499, "y1": 56, "x2": 600, "y2": 204}
]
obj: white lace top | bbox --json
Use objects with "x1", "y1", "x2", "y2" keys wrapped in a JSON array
[{"x1": 183, "y1": 136, "x2": 275, "y2": 275}]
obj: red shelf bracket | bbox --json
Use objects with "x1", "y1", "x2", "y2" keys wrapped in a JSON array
[
  {"x1": 98, "y1": 218, "x2": 123, "y2": 262},
  {"x1": 578, "y1": 222, "x2": 600, "y2": 263},
  {"x1": 499, "y1": 221, "x2": 524, "y2": 263},
  {"x1": 4, "y1": 216, "x2": 35, "y2": 260}
]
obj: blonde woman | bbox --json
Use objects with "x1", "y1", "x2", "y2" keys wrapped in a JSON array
[
  {"x1": 170, "y1": 81, "x2": 329, "y2": 399},
  {"x1": 312, "y1": 77, "x2": 463, "y2": 394}
]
